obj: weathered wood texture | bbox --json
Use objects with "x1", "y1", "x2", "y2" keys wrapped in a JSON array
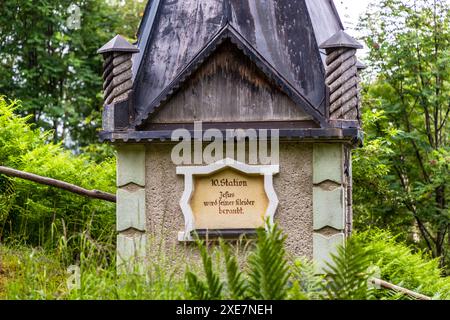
[
  {"x1": 134, "y1": 0, "x2": 225, "y2": 116},
  {"x1": 103, "y1": 53, "x2": 134, "y2": 105},
  {"x1": 133, "y1": 0, "x2": 328, "y2": 124},
  {"x1": 148, "y1": 42, "x2": 312, "y2": 124},
  {"x1": 325, "y1": 48, "x2": 359, "y2": 120},
  {"x1": 228, "y1": 0, "x2": 326, "y2": 107}
]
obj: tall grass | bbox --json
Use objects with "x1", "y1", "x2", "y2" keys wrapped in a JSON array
[
  {"x1": 1, "y1": 96, "x2": 449, "y2": 300},
  {"x1": 0, "y1": 236, "x2": 189, "y2": 300},
  {"x1": 1, "y1": 226, "x2": 450, "y2": 300}
]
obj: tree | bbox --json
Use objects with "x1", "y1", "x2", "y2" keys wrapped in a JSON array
[
  {"x1": 354, "y1": 0, "x2": 449, "y2": 268},
  {"x1": 0, "y1": 0, "x2": 144, "y2": 148}
]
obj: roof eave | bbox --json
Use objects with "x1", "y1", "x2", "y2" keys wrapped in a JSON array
[{"x1": 99, "y1": 128, "x2": 363, "y2": 147}]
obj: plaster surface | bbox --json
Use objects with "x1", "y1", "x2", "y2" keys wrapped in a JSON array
[{"x1": 145, "y1": 142, "x2": 313, "y2": 258}]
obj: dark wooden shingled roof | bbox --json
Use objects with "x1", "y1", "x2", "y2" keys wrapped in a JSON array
[{"x1": 129, "y1": 0, "x2": 345, "y2": 129}]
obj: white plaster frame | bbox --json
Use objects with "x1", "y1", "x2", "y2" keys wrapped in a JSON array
[{"x1": 176, "y1": 158, "x2": 279, "y2": 241}]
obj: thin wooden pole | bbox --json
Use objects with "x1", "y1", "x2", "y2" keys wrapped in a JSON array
[
  {"x1": 0, "y1": 166, "x2": 116, "y2": 203},
  {"x1": 371, "y1": 278, "x2": 432, "y2": 300}
]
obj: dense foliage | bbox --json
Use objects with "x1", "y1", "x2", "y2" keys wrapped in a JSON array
[
  {"x1": 354, "y1": 0, "x2": 449, "y2": 268},
  {"x1": 0, "y1": 0, "x2": 449, "y2": 300},
  {"x1": 354, "y1": 230, "x2": 450, "y2": 298},
  {"x1": 0, "y1": 97, "x2": 116, "y2": 259}
]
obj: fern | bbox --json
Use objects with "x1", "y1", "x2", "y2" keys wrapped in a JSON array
[
  {"x1": 247, "y1": 224, "x2": 290, "y2": 300},
  {"x1": 187, "y1": 224, "x2": 291, "y2": 300},
  {"x1": 199, "y1": 240, "x2": 223, "y2": 299},
  {"x1": 185, "y1": 239, "x2": 223, "y2": 300},
  {"x1": 322, "y1": 237, "x2": 375, "y2": 300},
  {"x1": 0, "y1": 175, "x2": 15, "y2": 196},
  {"x1": 220, "y1": 240, "x2": 248, "y2": 299},
  {"x1": 185, "y1": 271, "x2": 209, "y2": 300},
  {"x1": 379, "y1": 288, "x2": 410, "y2": 300}
]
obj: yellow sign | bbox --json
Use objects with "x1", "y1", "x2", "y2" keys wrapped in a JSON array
[{"x1": 190, "y1": 168, "x2": 269, "y2": 230}]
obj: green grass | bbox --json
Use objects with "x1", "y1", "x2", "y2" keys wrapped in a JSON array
[{"x1": 2, "y1": 227, "x2": 449, "y2": 300}]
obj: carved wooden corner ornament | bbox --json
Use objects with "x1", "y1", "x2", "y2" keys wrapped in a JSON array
[
  {"x1": 320, "y1": 30, "x2": 363, "y2": 122},
  {"x1": 97, "y1": 35, "x2": 139, "y2": 106}
]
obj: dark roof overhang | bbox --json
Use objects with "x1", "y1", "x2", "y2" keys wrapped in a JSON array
[{"x1": 99, "y1": 127, "x2": 363, "y2": 148}]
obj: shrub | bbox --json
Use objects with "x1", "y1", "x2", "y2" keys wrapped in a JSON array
[
  {"x1": 323, "y1": 236, "x2": 376, "y2": 300},
  {"x1": 0, "y1": 96, "x2": 116, "y2": 262}
]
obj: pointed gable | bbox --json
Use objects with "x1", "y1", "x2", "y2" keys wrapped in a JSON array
[
  {"x1": 132, "y1": 0, "x2": 328, "y2": 127},
  {"x1": 133, "y1": 0, "x2": 227, "y2": 120}
]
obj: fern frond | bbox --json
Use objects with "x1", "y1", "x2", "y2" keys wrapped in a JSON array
[
  {"x1": 378, "y1": 288, "x2": 410, "y2": 300},
  {"x1": 186, "y1": 271, "x2": 209, "y2": 300},
  {"x1": 197, "y1": 239, "x2": 223, "y2": 299},
  {"x1": 220, "y1": 240, "x2": 248, "y2": 299},
  {"x1": 323, "y1": 237, "x2": 375, "y2": 300},
  {"x1": 289, "y1": 258, "x2": 325, "y2": 300},
  {"x1": 0, "y1": 175, "x2": 15, "y2": 196}
]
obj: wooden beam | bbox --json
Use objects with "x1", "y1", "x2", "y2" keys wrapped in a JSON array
[
  {"x1": 99, "y1": 128, "x2": 362, "y2": 143},
  {"x1": 0, "y1": 166, "x2": 116, "y2": 203},
  {"x1": 143, "y1": 121, "x2": 320, "y2": 131}
]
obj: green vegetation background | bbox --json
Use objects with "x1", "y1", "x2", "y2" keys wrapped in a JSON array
[{"x1": 0, "y1": 0, "x2": 448, "y2": 299}]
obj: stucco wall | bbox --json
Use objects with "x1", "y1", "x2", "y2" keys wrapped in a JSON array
[{"x1": 145, "y1": 142, "x2": 313, "y2": 258}]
